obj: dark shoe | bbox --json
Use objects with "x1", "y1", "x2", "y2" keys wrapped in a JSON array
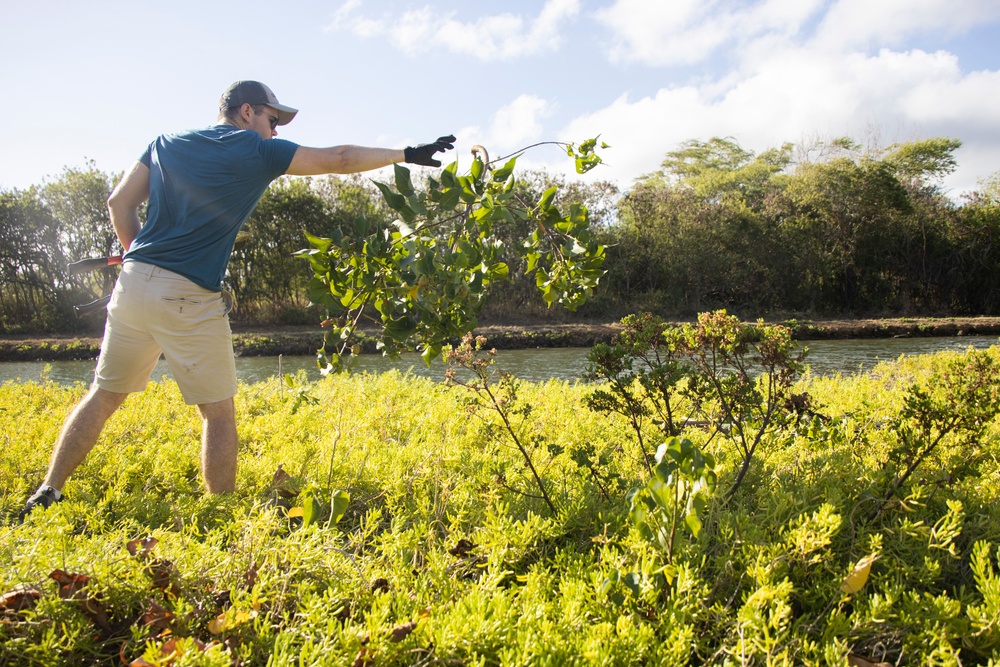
[{"x1": 19, "y1": 486, "x2": 64, "y2": 522}]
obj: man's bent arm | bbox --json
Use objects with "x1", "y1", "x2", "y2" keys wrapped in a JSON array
[
  {"x1": 107, "y1": 161, "x2": 150, "y2": 251},
  {"x1": 286, "y1": 145, "x2": 405, "y2": 176}
]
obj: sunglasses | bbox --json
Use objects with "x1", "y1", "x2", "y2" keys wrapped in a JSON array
[{"x1": 255, "y1": 109, "x2": 279, "y2": 130}]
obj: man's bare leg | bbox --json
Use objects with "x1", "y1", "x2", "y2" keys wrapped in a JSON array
[
  {"x1": 198, "y1": 397, "x2": 238, "y2": 493},
  {"x1": 44, "y1": 386, "x2": 129, "y2": 489}
]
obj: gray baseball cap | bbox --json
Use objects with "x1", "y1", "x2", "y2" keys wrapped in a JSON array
[{"x1": 220, "y1": 81, "x2": 298, "y2": 125}]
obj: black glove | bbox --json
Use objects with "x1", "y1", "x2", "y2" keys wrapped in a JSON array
[{"x1": 404, "y1": 135, "x2": 456, "y2": 167}]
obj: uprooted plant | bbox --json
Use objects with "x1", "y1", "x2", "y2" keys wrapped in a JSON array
[{"x1": 296, "y1": 139, "x2": 608, "y2": 373}]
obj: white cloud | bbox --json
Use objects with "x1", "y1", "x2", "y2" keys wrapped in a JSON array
[
  {"x1": 490, "y1": 95, "x2": 553, "y2": 146},
  {"x1": 901, "y1": 68, "x2": 1000, "y2": 126},
  {"x1": 327, "y1": 0, "x2": 580, "y2": 60},
  {"x1": 593, "y1": 0, "x2": 1000, "y2": 71},
  {"x1": 325, "y1": 0, "x2": 385, "y2": 37},
  {"x1": 813, "y1": 0, "x2": 1000, "y2": 52},
  {"x1": 453, "y1": 94, "x2": 555, "y2": 166},
  {"x1": 593, "y1": 0, "x2": 825, "y2": 67},
  {"x1": 551, "y1": 45, "x2": 1000, "y2": 196}
]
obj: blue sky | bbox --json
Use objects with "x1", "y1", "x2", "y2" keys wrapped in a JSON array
[{"x1": 3, "y1": 0, "x2": 999, "y2": 198}]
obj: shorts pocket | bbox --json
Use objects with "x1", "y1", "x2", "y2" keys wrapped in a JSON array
[
  {"x1": 160, "y1": 293, "x2": 225, "y2": 329},
  {"x1": 161, "y1": 295, "x2": 213, "y2": 306}
]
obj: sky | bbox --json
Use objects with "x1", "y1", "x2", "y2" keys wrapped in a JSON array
[{"x1": 2, "y1": 0, "x2": 999, "y2": 199}]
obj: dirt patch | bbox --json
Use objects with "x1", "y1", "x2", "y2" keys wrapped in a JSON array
[{"x1": 2, "y1": 317, "x2": 999, "y2": 362}]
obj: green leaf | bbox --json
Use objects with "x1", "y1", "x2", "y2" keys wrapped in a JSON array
[
  {"x1": 490, "y1": 262, "x2": 509, "y2": 279},
  {"x1": 374, "y1": 181, "x2": 406, "y2": 211},
  {"x1": 538, "y1": 186, "x2": 558, "y2": 211},
  {"x1": 525, "y1": 252, "x2": 541, "y2": 273},
  {"x1": 441, "y1": 165, "x2": 459, "y2": 188},
  {"x1": 415, "y1": 252, "x2": 436, "y2": 277},
  {"x1": 685, "y1": 512, "x2": 703, "y2": 538},
  {"x1": 421, "y1": 344, "x2": 442, "y2": 366},
  {"x1": 621, "y1": 573, "x2": 641, "y2": 596},
  {"x1": 303, "y1": 231, "x2": 332, "y2": 253},
  {"x1": 305, "y1": 277, "x2": 335, "y2": 309},
  {"x1": 540, "y1": 285, "x2": 557, "y2": 307},
  {"x1": 397, "y1": 205, "x2": 417, "y2": 223},
  {"x1": 575, "y1": 154, "x2": 602, "y2": 174},
  {"x1": 394, "y1": 220, "x2": 415, "y2": 238},
  {"x1": 439, "y1": 188, "x2": 461, "y2": 210},
  {"x1": 458, "y1": 176, "x2": 478, "y2": 203},
  {"x1": 394, "y1": 164, "x2": 415, "y2": 196},
  {"x1": 329, "y1": 490, "x2": 350, "y2": 525},
  {"x1": 300, "y1": 493, "x2": 322, "y2": 528},
  {"x1": 492, "y1": 157, "x2": 518, "y2": 182}
]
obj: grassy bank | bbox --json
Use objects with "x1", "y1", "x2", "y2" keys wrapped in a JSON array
[
  {"x1": 3, "y1": 337, "x2": 1000, "y2": 664},
  {"x1": 3, "y1": 316, "x2": 1000, "y2": 362}
]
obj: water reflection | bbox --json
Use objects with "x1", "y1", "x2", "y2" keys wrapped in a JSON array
[{"x1": 1, "y1": 335, "x2": 997, "y2": 387}]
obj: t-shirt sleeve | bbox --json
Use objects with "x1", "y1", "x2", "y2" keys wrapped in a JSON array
[
  {"x1": 259, "y1": 138, "x2": 299, "y2": 178},
  {"x1": 138, "y1": 142, "x2": 154, "y2": 168}
]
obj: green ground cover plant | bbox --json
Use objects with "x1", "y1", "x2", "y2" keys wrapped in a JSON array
[{"x1": 3, "y1": 327, "x2": 1000, "y2": 665}]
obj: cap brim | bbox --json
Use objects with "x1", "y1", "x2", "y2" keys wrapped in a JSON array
[{"x1": 271, "y1": 103, "x2": 298, "y2": 126}]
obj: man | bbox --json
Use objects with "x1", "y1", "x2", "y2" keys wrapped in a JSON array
[{"x1": 21, "y1": 80, "x2": 454, "y2": 518}]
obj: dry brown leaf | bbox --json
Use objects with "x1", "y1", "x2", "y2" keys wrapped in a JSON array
[
  {"x1": 271, "y1": 465, "x2": 299, "y2": 498},
  {"x1": 148, "y1": 559, "x2": 180, "y2": 597},
  {"x1": 350, "y1": 646, "x2": 370, "y2": 667},
  {"x1": 243, "y1": 563, "x2": 259, "y2": 591},
  {"x1": 389, "y1": 620, "x2": 417, "y2": 642},
  {"x1": 126, "y1": 537, "x2": 159, "y2": 559},
  {"x1": 50, "y1": 569, "x2": 90, "y2": 599},
  {"x1": 449, "y1": 539, "x2": 477, "y2": 557},
  {"x1": 0, "y1": 585, "x2": 41, "y2": 613},
  {"x1": 213, "y1": 589, "x2": 232, "y2": 609},
  {"x1": 140, "y1": 599, "x2": 175, "y2": 636},
  {"x1": 847, "y1": 654, "x2": 892, "y2": 667},
  {"x1": 49, "y1": 569, "x2": 111, "y2": 634},
  {"x1": 128, "y1": 636, "x2": 212, "y2": 666}
]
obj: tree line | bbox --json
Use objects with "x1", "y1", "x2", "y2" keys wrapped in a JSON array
[{"x1": 1, "y1": 136, "x2": 998, "y2": 334}]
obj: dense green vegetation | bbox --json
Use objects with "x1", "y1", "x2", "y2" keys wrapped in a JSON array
[
  {"x1": 4, "y1": 316, "x2": 1000, "y2": 665},
  {"x1": 3, "y1": 136, "x2": 999, "y2": 335},
  {"x1": 299, "y1": 142, "x2": 609, "y2": 372}
]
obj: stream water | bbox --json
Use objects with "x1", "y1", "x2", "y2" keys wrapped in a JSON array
[{"x1": 1, "y1": 335, "x2": 997, "y2": 387}]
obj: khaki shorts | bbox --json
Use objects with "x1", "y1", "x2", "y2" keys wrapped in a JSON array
[{"x1": 94, "y1": 261, "x2": 237, "y2": 405}]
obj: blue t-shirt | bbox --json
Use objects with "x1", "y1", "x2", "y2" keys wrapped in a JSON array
[{"x1": 124, "y1": 125, "x2": 298, "y2": 291}]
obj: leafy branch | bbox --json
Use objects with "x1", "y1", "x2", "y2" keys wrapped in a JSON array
[{"x1": 296, "y1": 138, "x2": 609, "y2": 373}]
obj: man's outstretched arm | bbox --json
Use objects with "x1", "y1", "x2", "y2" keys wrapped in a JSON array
[
  {"x1": 285, "y1": 135, "x2": 455, "y2": 175},
  {"x1": 286, "y1": 145, "x2": 404, "y2": 176}
]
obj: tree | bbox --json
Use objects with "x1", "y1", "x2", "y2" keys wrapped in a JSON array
[
  {"x1": 883, "y1": 138, "x2": 962, "y2": 191},
  {"x1": 609, "y1": 138, "x2": 796, "y2": 314},
  {"x1": 39, "y1": 163, "x2": 121, "y2": 300},
  {"x1": 226, "y1": 178, "x2": 330, "y2": 323},
  {"x1": 0, "y1": 189, "x2": 76, "y2": 331},
  {"x1": 947, "y1": 176, "x2": 1000, "y2": 312}
]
